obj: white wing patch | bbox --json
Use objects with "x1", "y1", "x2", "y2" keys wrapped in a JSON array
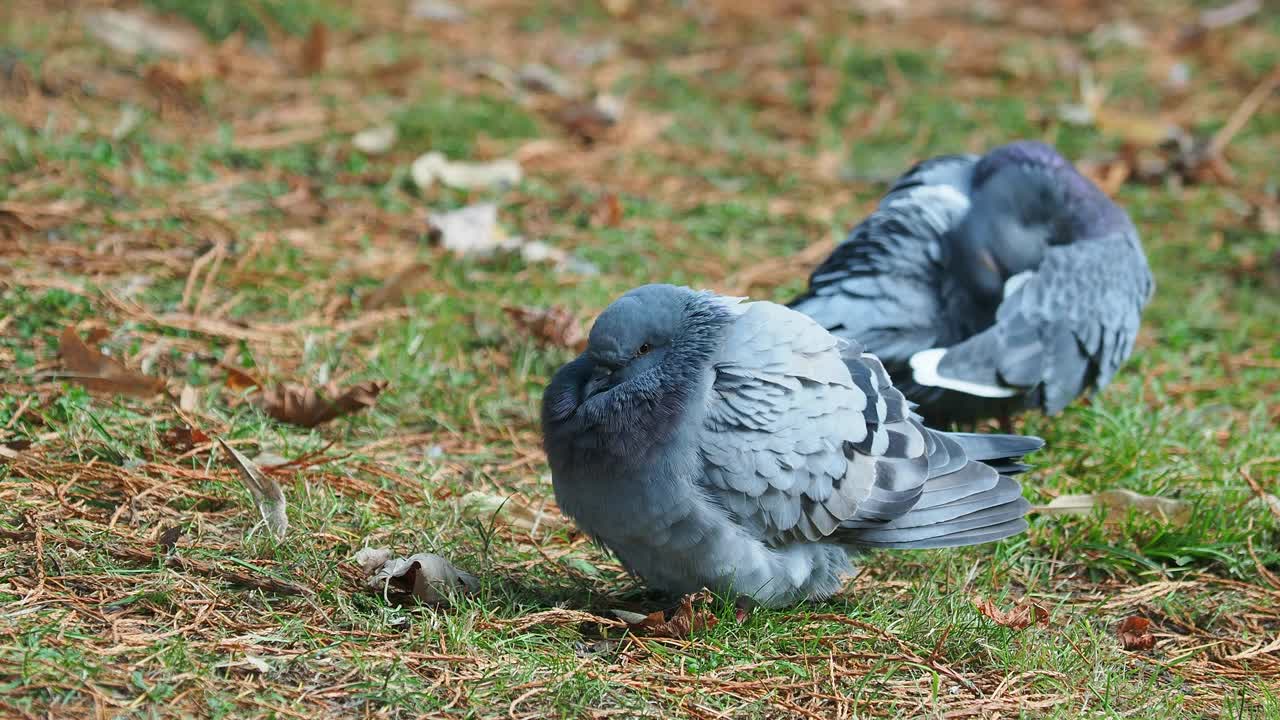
[
  {"x1": 909, "y1": 348, "x2": 1018, "y2": 398},
  {"x1": 883, "y1": 185, "x2": 971, "y2": 237},
  {"x1": 1003, "y1": 271, "x2": 1035, "y2": 300}
]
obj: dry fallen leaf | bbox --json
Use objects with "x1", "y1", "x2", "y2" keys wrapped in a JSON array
[
  {"x1": 352, "y1": 125, "x2": 397, "y2": 155},
  {"x1": 427, "y1": 203, "x2": 597, "y2": 274},
  {"x1": 427, "y1": 202, "x2": 509, "y2": 257},
  {"x1": 217, "y1": 437, "x2": 288, "y2": 539},
  {"x1": 178, "y1": 384, "x2": 199, "y2": 412},
  {"x1": 57, "y1": 326, "x2": 167, "y2": 398},
  {"x1": 156, "y1": 525, "x2": 182, "y2": 553},
  {"x1": 1032, "y1": 489, "x2": 1191, "y2": 525},
  {"x1": 222, "y1": 364, "x2": 262, "y2": 394},
  {"x1": 361, "y1": 263, "x2": 432, "y2": 310},
  {"x1": 553, "y1": 96, "x2": 621, "y2": 144},
  {"x1": 82, "y1": 8, "x2": 207, "y2": 57},
  {"x1": 592, "y1": 193, "x2": 623, "y2": 228},
  {"x1": 215, "y1": 655, "x2": 272, "y2": 675},
  {"x1": 256, "y1": 381, "x2": 387, "y2": 428},
  {"x1": 616, "y1": 593, "x2": 719, "y2": 639},
  {"x1": 411, "y1": 152, "x2": 522, "y2": 190},
  {"x1": 1, "y1": 57, "x2": 35, "y2": 98},
  {"x1": 459, "y1": 490, "x2": 566, "y2": 534},
  {"x1": 1093, "y1": 108, "x2": 1187, "y2": 149},
  {"x1": 410, "y1": 0, "x2": 466, "y2": 22},
  {"x1": 1117, "y1": 616, "x2": 1156, "y2": 650},
  {"x1": 973, "y1": 596, "x2": 1050, "y2": 630},
  {"x1": 503, "y1": 306, "x2": 588, "y2": 352},
  {"x1": 299, "y1": 22, "x2": 328, "y2": 75},
  {"x1": 357, "y1": 547, "x2": 479, "y2": 605},
  {"x1": 160, "y1": 425, "x2": 211, "y2": 451},
  {"x1": 518, "y1": 63, "x2": 578, "y2": 97}
]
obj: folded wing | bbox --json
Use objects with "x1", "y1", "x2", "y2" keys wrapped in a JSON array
[{"x1": 698, "y1": 301, "x2": 1042, "y2": 550}]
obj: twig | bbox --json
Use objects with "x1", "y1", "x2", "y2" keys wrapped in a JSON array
[
  {"x1": 1207, "y1": 65, "x2": 1280, "y2": 158},
  {"x1": 1241, "y1": 456, "x2": 1280, "y2": 523},
  {"x1": 18, "y1": 512, "x2": 46, "y2": 605},
  {"x1": 0, "y1": 528, "x2": 308, "y2": 596}
]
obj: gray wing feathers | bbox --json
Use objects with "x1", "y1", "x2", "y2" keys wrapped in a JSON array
[
  {"x1": 936, "y1": 232, "x2": 1152, "y2": 413},
  {"x1": 848, "y1": 477, "x2": 1031, "y2": 549},
  {"x1": 791, "y1": 168, "x2": 977, "y2": 367},
  {"x1": 699, "y1": 300, "x2": 1039, "y2": 552}
]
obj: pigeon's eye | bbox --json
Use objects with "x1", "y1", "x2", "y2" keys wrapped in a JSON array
[{"x1": 637, "y1": 343, "x2": 652, "y2": 356}]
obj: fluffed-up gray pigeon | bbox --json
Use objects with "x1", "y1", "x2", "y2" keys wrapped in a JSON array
[
  {"x1": 541, "y1": 284, "x2": 1042, "y2": 607},
  {"x1": 789, "y1": 140, "x2": 1154, "y2": 427}
]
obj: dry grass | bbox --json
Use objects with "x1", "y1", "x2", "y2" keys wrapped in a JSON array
[{"x1": 2, "y1": 0, "x2": 1279, "y2": 717}]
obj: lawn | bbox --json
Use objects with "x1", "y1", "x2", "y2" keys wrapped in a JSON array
[{"x1": 2, "y1": 0, "x2": 1279, "y2": 717}]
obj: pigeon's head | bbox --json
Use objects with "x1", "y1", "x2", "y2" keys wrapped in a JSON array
[
  {"x1": 950, "y1": 141, "x2": 1130, "y2": 305},
  {"x1": 581, "y1": 284, "x2": 691, "y2": 398},
  {"x1": 950, "y1": 160, "x2": 1067, "y2": 304},
  {"x1": 542, "y1": 284, "x2": 730, "y2": 454}
]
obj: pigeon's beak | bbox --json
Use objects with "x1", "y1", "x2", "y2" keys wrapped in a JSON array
[{"x1": 584, "y1": 365, "x2": 614, "y2": 399}]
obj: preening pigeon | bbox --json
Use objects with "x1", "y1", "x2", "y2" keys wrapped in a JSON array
[
  {"x1": 789, "y1": 141, "x2": 1154, "y2": 427},
  {"x1": 542, "y1": 284, "x2": 1042, "y2": 607}
]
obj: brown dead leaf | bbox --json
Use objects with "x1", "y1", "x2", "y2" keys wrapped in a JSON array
[
  {"x1": 1078, "y1": 157, "x2": 1131, "y2": 197},
  {"x1": 160, "y1": 426, "x2": 210, "y2": 451},
  {"x1": 143, "y1": 63, "x2": 198, "y2": 110},
  {"x1": 592, "y1": 193, "x2": 623, "y2": 228},
  {"x1": 1093, "y1": 108, "x2": 1186, "y2": 149},
  {"x1": 361, "y1": 263, "x2": 432, "y2": 310},
  {"x1": 356, "y1": 547, "x2": 479, "y2": 606},
  {"x1": 1, "y1": 57, "x2": 35, "y2": 98},
  {"x1": 367, "y1": 57, "x2": 423, "y2": 94},
  {"x1": 552, "y1": 99, "x2": 618, "y2": 144},
  {"x1": 503, "y1": 306, "x2": 588, "y2": 352},
  {"x1": 299, "y1": 22, "x2": 328, "y2": 75},
  {"x1": 222, "y1": 364, "x2": 263, "y2": 393},
  {"x1": 620, "y1": 593, "x2": 719, "y2": 639},
  {"x1": 1117, "y1": 616, "x2": 1156, "y2": 650},
  {"x1": 973, "y1": 596, "x2": 1051, "y2": 630},
  {"x1": 217, "y1": 437, "x2": 288, "y2": 539},
  {"x1": 257, "y1": 381, "x2": 387, "y2": 428},
  {"x1": 57, "y1": 326, "x2": 167, "y2": 398},
  {"x1": 156, "y1": 525, "x2": 182, "y2": 553},
  {"x1": 601, "y1": 0, "x2": 634, "y2": 17}
]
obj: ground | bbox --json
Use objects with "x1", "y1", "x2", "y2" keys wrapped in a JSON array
[{"x1": 2, "y1": 0, "x2": 1279, "y2": 718}]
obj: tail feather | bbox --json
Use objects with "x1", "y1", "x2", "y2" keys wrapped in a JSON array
[
  {"x1": 856, "y1": 516, "x2": 1030, "y2": 550},
  {"x1": 914, "y1": 461, "x2": 1001, "y2": 509},
  {"x1": 844, "y1": 471, "x2": 1031, "y2": 548},
  {"x1": 947, "y1": 431, "x2": 1043, "y2": 470},
  {"x1": 849, "y1": 493, "x2": 1030, "y2": 548}
]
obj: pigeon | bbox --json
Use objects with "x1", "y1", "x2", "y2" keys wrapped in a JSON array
[
  {"x1": 789, "y1": 140, "x2": 1154, "y2": 428},
  {"x1": 541, "y1": 284, "x2": 1042, "y2": 607}
]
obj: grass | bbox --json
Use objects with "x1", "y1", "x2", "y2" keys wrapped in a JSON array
[{"x1": 2, "y1": 0, "x2": 1279, "y2": 717}]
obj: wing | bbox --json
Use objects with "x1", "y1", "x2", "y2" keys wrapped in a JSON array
[
  {"x1": 912, "y1": 230, "x2": 1154, "y2": 414},
  {"x1": 791, "y1": 155, "x2": 980, "y2": 367},
  {"x1": 698, "y1": 301, "x2": 1040, "y2": 549}
]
